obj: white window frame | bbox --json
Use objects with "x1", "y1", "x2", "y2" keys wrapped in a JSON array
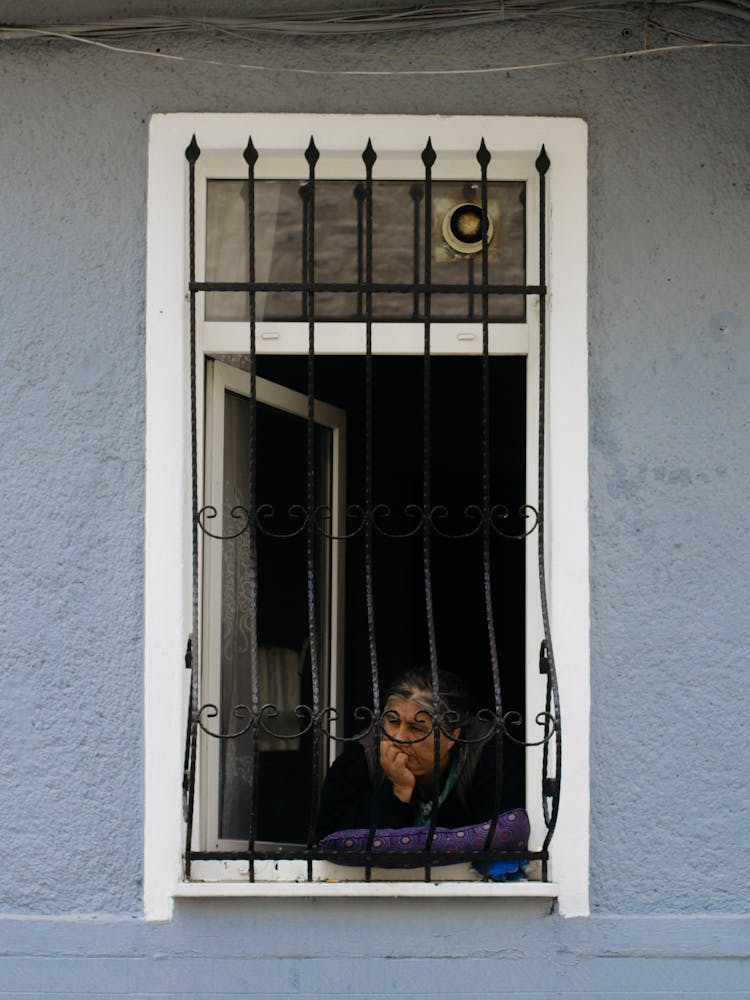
[
  {"x1": 145, "y1": 113, "x2": 589, "y2": 920},
  {"x1": 200, "y1": 361, "x2": 347, "y2": 855}
]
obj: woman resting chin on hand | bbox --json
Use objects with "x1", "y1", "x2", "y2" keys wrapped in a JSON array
[
  {"x1": 379, "y1": 735, "x2": 415, "y2": 803},
  {"x1": 315, "y1": 670, "x2": 523, "y2": 840},
  {"x1": 378, "y1": 693, "x2": 458, "y2": 806}
]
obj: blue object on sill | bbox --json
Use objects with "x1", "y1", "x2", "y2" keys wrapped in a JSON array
[{"x1": 471, "y1": 859, "x2": 528, "y2": 882}]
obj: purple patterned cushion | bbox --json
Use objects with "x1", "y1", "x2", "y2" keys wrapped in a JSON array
[{"x1": 319, "y1": 809, "x2": 530, "y2": 867}]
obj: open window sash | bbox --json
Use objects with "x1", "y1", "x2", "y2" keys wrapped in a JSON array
[{"x1": 201, "y1": 359, "x2": 346, "y2": 852}]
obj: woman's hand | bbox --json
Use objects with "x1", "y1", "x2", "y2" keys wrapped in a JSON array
[{"x1": 380, "y1": 738, "x2": 415, "y2": 803}]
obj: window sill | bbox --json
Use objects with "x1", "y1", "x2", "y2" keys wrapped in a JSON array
[{"x1": 174, "y1": 880, "x2": 558, "y2": 899}]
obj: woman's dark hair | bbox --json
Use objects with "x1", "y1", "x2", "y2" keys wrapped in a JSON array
[{"x1": 384, "y1": 669, "x2": 473, "y2": 729}]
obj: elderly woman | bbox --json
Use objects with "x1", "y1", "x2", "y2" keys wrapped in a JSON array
[{"x1": 316, "y1": 669, "x2": 523, "y2": 840}]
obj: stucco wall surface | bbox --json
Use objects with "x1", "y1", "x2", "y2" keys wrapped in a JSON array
[
  {"x1": 0, "y1": 908, "x2": 749, "y2": 998},
  {"x1": 0, "y1": 7, "x2": 749, "y2": 985}
]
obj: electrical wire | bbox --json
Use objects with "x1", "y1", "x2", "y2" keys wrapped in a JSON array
[
  {"x1": 2, "y1": 0, "x2": 750, "y2": 44},
  {"x1": 4, "y1": 25, "x2": 748, "y2": 76}
]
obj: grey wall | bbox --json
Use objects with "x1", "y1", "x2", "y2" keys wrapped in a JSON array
[{"x1": 0, "y1": 3, "x2": 748, "y2": 994}]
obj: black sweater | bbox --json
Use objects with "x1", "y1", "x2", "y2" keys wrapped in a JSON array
[{"x1": 316, "y1": 733, "x2": 523, "y2": 840}]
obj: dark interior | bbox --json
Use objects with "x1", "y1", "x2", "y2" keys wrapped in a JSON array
[{"x1": 234, "y1": 354, "x2": 526, "y2": 843}]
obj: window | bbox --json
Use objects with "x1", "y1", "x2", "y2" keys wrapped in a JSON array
[{"x1": 144, "y1": 114, "x2": 589, "y2": 919}]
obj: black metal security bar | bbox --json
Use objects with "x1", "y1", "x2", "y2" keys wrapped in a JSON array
[
  {"x1": 478, "y1": 139, "x2": 505, "y2": 879},
  {"x1": 182, "y1": 135, "x2": 200, "y2": 881},
  {"x1": 421, "y1": 139, "x2": 440, "y2": 881},
  {"x1": 182, "y1": 133, "x2": 562, "y2": 882},
  {"x1": 303, "y1": 137, "x2": 323, "y2": 883},
  {"x1": 191, "y1": 280, "x2": 539, "y2": 294},
  {"x1": 242, "y1": 136, "x2": 261, "y2": 881},
  {"x1": 535, "y1": 145, "x2": 562, "y2": 881},
  {"x1": 362, "y1": 140, "x2": 380, "y2": 882}
]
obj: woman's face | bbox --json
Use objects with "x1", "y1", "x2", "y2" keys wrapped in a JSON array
[{"x1": 382, "y1": 697, "x2": 458, "y2": 780}]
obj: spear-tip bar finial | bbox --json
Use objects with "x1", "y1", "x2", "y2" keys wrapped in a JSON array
[
  {"x1": 305, "y1": 136, "x2": 320, "y2": 169},
  {"x1": 535, "y1": 144, "x2": 550, "y2": 176},
  {"x1": 421, "y1": 137, "x2": 436, "y2": 169},
  {"x1": 243, "y1": 136, "x2": 258, "y2": 168},
  {"x1": 185, "y1": 134, "x2": 200, "y2": 164},
  {"x1": 476, "y1": 138, "x2": 491, "y2": 169},
  {"x1": 362, "y1": 138, "x2": 377, "y2": 171}
]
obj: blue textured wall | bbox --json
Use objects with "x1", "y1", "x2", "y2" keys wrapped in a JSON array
[
  {"x1": 0, "y1": 1, "x2": 748, "y2": 994},
  {"x1": 1, "y1": 907, "x2": 749, "y2": 997}
]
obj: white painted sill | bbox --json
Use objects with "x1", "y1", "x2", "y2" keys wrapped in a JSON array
[
  {"x1": 176, "y1": 858, "x2": 557, "y2": 900},
  {"x1": 174, "y1": 881, "x2": 558, "y2": 899}
]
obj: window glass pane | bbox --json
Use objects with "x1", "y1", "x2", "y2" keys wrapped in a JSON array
[
  {"x1": 218, "y1": 390, "x2": 332, "y2": 842},
  {"x1": 205, "y1": 180, "x2": 526, "y2": 322}
]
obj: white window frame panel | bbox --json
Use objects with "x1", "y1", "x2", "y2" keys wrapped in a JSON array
[
  {"x1": 200, "y1": 361, "x2": 347, "y2": 854},
  {"x1": 145, "y1": 113, "x2": 589, "y2": 920}
]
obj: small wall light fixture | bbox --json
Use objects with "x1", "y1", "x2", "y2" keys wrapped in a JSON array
[{"x1": 441, "y1": 202, "x2": 494, "y2": 256}]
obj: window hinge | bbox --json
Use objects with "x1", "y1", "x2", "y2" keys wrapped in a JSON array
[{"x1": 538, "y1": 639, "x2": 549, "y2": 674}]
